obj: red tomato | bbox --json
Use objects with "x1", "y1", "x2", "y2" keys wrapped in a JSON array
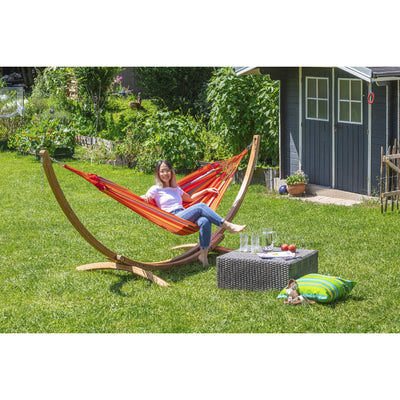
[
  {"x1": 288, "y1": 244, "x2": 296, "y2": 253},
  {"x1": 281, "y1": 243, "x2": 289, "y2": 251}
]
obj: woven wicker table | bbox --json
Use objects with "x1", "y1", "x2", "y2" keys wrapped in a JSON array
[{"x1": 216, "y1": 248, "x2": 318, "y2": 291}]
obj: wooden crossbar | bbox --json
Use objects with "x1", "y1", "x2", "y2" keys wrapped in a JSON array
[{"x1": 383, "y1": 159, "x2": 400, "y2": 175}]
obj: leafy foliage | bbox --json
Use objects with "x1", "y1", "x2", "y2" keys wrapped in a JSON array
[
  {"x1": 207, "y1": 67, "x2": 279, "y2": 166},
  {"x1": 286, "y1": 170, "x2": 308, "y2": 184},
  {"x1": 135, "y1": 67, "x2": 214, "y2": 116},
  {"x1": 73, "y1": 67, "x2": 121, "y2": 134},
  {"x1": 73, "y1": 67, "x2": 120, "y2": 109},
  {"x1": 115, "y1": 110, "x2": 208, "y2": 172},
  {"x1": 8, "y1": 116, "x2": 75, "y2": 157},
  {"x1": 7, "y1": 66, "x2": 281, "y2": 173},
  {"x1": 30, "y1": 67, "x2": 73, "y2": 110}
]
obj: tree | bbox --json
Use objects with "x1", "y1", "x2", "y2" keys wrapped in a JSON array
[
  {"x1": 73, "y1": 67, "x2": 121, "y2": 134},
  {"x1": 73, "y1": 67, "x2": 120, "y2": 110},
  {"x1": 135, "y1": 67, "x2": 215, "y2": 116},
  {"x1": 207, "y1": 67, "x2": 279, "y2": 166}
]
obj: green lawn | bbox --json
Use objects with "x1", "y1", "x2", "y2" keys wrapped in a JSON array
[{"x1": 1, "y1": 150, "x2": 399, "y2": 333}]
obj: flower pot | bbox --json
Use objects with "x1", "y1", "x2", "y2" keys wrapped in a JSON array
[{"x1": 286, "y1": 183, "x2": 306, "y2": 195}]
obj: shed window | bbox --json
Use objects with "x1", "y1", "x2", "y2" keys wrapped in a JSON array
[
  {"x1": 306, "y1": 77, "x2": 329, "y2": 121},
  {"x1": 338, "y1": 79, "x2": 362, "y2": 124}
]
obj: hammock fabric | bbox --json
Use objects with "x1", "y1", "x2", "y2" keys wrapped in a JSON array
[{"x1": 62, "y1": 148, "x2": 248, "y2": 236}]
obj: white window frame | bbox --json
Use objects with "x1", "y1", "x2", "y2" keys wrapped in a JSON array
[
  {"x1": 306, "y1": 77, "x2": 329, "y2": 121},
  {"x1": 338, "y1": 78, "x2": 363, "y2": 125}
]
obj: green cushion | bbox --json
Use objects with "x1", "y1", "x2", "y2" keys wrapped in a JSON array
[{"x1": 277, "y1": 273, "x2": 357, "y2": 303}]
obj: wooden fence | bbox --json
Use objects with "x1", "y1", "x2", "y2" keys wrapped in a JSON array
[{"x1": 380, "y1": 143, "x2": 400, "y2": 213}]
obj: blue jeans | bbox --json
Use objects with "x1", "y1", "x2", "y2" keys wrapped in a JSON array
[{"x1": 172, "y1": 203, "x2": 225, "y2": 249}]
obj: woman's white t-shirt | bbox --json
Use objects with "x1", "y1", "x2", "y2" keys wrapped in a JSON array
[{"x1": 146, "y1": 185, "x2": 184, "y2": 213}]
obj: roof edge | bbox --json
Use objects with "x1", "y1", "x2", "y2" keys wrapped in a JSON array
[
  {"x1": 339, "y1": 67, "x2": 372, "y2": 82},
  {"x1": 235, "y1": 67, "x2": 261, "y2": 76}
]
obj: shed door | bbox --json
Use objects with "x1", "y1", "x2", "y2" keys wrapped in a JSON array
[
  {"x1": 302, "y1": 76, "x2": 332, "y2": 186},
  {"x1": 334, "y1": 78, "x2": 368, "y2": 194}
]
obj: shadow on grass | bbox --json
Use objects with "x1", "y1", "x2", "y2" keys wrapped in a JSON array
[
  {"x1": 317, "y1": 294, "x2": 365, "y2": 309},
  {"x1": 101, "y1": 254, "x2": 219, "y2": 296}
]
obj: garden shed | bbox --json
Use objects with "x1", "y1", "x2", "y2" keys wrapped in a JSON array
[{"x1": 236, "y1": 67, "x2": 400, "y2": 195}]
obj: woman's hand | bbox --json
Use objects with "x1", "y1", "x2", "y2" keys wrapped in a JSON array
[
  {"x1": 140, "y1": 195, "x2": 149, "y2": 203},
  {"x1": 188, "y1": 187, "x2": 220, "y2": 201}
]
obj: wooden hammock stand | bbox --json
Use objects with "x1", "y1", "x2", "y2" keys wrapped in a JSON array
[
  {"x1": 380, "y1": 142, "x2": 400, "y2": 213},
  {"x1": 39, "y1": 135, "x2": 260, "y2": 287}
]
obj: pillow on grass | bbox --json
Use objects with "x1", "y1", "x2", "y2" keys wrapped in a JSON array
[{"x1": 277, "y1": 273, "x2": 357, "y2": 303}]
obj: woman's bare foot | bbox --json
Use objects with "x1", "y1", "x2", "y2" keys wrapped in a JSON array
[
  {"x1": 223, "y1": 221, "x2": 247, "y2": 234},
  {"x1": 198, "y1": 249, "x2": 209, "y2": 267}
]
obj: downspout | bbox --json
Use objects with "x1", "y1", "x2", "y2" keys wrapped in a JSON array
[
  {"x1": 368, "y1": 81, "x2": 372, "y2": 195},
  {"x1": 278, "y1": 82, "x2": 282, "y2": 180},
  {"x1": 386, "y1": 85, "x2": 389, "y2": 150},
  {"x1": 398, "y1": 80, "x2": 400, "y2": 144},
  {"x1": 299, "y1": 67, "x2": 302, "y2": 170},
  {"x1": 332, "y1": 68, "x2": 336, "y2": 188}
]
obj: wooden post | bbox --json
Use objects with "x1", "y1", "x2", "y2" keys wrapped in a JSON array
[{"x1": 385, "y1": 146, "x2": 390, "y2": 212}]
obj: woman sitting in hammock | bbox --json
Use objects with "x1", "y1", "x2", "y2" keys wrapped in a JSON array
[{"x1": 141, "y1": 160, "x2": 247, "y2": 267}]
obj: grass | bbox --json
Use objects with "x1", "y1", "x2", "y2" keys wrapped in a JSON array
[{"x1": 1, "y1": 150, "x2": 400, "y2": 333}]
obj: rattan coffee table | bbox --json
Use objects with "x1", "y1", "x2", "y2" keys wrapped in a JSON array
[{"x1": 216, "y1": 248, "x2": 318, "y2": 291}]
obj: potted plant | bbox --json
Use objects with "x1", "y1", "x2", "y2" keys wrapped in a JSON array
[{"x1": 285, "y1": 170, "x2": 308, "y2": 195}]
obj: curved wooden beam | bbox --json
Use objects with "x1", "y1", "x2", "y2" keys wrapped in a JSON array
[
  {"x1": 39, "y1": 135, "x2": 260, "y2": 277},
  {"x1": 209, "y1": 134, "x2": 260, "y2": 251},
  {"x1": 40, "y1": 150, "x2": 170, "y2": 286}
]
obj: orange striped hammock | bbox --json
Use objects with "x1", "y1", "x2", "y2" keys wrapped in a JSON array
[{"x1": 61, "y1": 148, "x2": 249, "y2": 236}]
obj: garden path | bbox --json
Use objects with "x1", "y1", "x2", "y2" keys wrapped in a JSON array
[{"x1": 290, "y1": 184, "x2": 377, "y2": 206}]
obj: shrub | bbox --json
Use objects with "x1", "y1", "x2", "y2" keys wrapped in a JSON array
[
  {"x1": 9, "y1": 116, "x2": 75, "y2": 158},
  {"x1": 115, "y1": 110, "x2": 209, "y2": 172},
  {"x1": 135, "y1": 67, "x2": 214, "y2": 116},
  {"x1": 207, "y1": 67, "x2": 279, "y2": 166},
  {"x1": 73, "y1": 67, "x2": 121, "y2": 116},
  {"x1": 0, "y1": 115, "x2": 26, "y2": 140},
  {"x1": 30, "y1": 67, "x2": 73, "y2": 111}
]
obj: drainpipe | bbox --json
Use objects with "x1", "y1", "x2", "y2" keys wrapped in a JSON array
[
  {"x1": 299, "y1": 67, "x2": 302, "y2": 171},
  {"x1": 398, "y1": 80, "x2": 400, "y2": 144},
  {"x1": 278, "y1": 81, "x2": 282, "y2": 180},
  {"x1": 368, "y1": 81, "x2": 372, "y2": 195},
  {"x1": 386, "y1": 85, "x2": 389, "y2": 150},
  {"x1": 332, "y1": 68, "x2": 336, "y2": 188}
]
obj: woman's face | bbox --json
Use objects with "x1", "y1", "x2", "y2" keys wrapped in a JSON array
[{"x1": 158, "y1": 162, "x2": 172, "y2": 185}]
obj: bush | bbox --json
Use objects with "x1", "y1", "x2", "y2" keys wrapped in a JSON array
[
  {"x1": 135, "y1": 67, "x2": 214, "y2": 116},
  {"x1": 9, "y1": 116, "x2": 75, "y2": 158},
  {"x1": 207, "y1": 67, "x2": 279, "y2": 166},
  {"x1": 73, "y1": 67, "x2": 121, "y2": 126},
  {"x1": 30, "y1": 67, "x2": 73, "y2": 111},
  {"x1": 115, "y1": 110, "x2": 210, "y2": 172},
  {"x1": 0, "y1": 115, "x2": 26, "y2": 140}
]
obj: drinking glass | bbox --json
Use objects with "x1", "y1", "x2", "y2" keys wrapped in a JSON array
[
  {"x1": 239, "y1": 233, "x2": 249, "y2": 252},
  {"x1": 251, "y1": 235, "x2": 260, "y2": 253},
  {"x1": 262, "y1": 228, "x2": 277, "y2": 251}
]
